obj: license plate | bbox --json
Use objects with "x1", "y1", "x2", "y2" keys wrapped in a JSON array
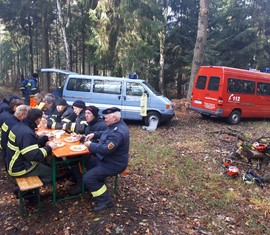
[{"x1": 194, "y1": 100, "x2": 202, "y2": 105}]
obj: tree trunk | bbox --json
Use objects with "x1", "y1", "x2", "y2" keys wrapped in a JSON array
[
  {"x1": 158, "y1": 0, "x2": 168, "y2": 94},
  {"x1": 187, "y1": 0, "x2": 211, "y2": 100},
  {"x1": 27, "y1": 15, "x2": 34, "y2": 74},
  {"x1": 41, "y1": 4, "x2": 50, "y2": 93},
  {"x1": 56, "y1": 0, "x2": 70, "y2": 71}
]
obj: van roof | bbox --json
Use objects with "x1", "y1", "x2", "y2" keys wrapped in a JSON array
[
  {"x1": 68, "y1": 74, "x2": 145, "y2": 82},
  {"x1": 39, "y1": 68, "x2": 145, "y2": 82},
  {"x1": 40, "y1": 68, "x2": 79, "y2": 75}
]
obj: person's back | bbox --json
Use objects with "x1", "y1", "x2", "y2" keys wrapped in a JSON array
[
  {"x1": 1, "y1": 105, "x2": 30, "y2": 167},
  {"x1": 6, "y1": 109, "x2": 56, "y2": 184}
]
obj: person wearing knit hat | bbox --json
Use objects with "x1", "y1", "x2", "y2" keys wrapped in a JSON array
[
  {"x1": 73, "y1": 100, "x2": 86, "y2": 109},
  {"x1": 44, "y1": 98, "x2": 76, "y2": 130},
  {"x1": 62, "y1": 100, "x2": 87, "y2": 134},
  {"x1": 69, "y1": 105, "x2": 107, "y2": 196},
  {"x1": 6, "y1": 108, "x2": 57, "y2": 186}
]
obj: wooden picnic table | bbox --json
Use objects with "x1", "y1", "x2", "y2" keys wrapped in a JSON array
[{"x1": 37, "y1": 126, "x2": 89, "y2": 203}]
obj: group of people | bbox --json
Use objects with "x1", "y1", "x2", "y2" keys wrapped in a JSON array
[{"x1": 0, "y1": 92, "x2": 130, "y2": 212}]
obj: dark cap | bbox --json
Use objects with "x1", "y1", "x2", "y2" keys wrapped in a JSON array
[
  {"x1": 55, "y1": 98, "x2": 67, "y2": 106},
  {"x1": 27, "y1": 108, "x2": 43, "y2": 121},
  {"x1": 102, "y1": 107, "x2": 121, "y2": 115},
  {"x1": 86, "y1": 106, "x2": 99, "y2": 118},
  {"x1": 73, "y1": 100, "x2": 86, "y2": 109}
]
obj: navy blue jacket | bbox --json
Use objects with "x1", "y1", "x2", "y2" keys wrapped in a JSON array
[
  {"x1": 1, "y1": 115, "x2": 20, "y2": 160},
  {"x1": 0, "y1": 99, "x2": 10, "y2": 113},
  {"x1": 89, "y1": 119, "x2": 129, "y2": 172},
  {"x1": 6, "y1": 118, "x2": 52, "y2": 177},
  {"x1": 47, "y1": 106, "x2": 76, "y2": 129},
  {"x1": 66, "y1": 110, "x2": 87, "y2": 134},
  {"x1": 44, "y1": 103, "x2": 58, "y2": 120},
  {"x1": 80, "y1": 117, "x2": 107, "y2": 143}
]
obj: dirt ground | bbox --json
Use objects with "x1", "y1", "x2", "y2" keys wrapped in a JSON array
[{"x1": 1, "y1": 100, "x2": 270, "y2": 234}]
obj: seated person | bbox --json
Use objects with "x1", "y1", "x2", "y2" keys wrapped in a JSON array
[
  {"x1": 43, "y1": 98, "x2": 76, "y2": 130},
  {"x1": 42, "y1": 93, "x2": 58, "y2": 120},
  {"x1": 62, "y1": 100, "x2": 87, "y2": 134},
  {"x1": 6, "y1": 108, "x2": 57, "y2": 185},
  {"x1": 1, "y1": 105, "x2": 30, "y2": 168},
  {"x1": 83, "y1": 107, "x2": 129, "y2": 212},
  {"x1": 33, "y1": 93, "x2": 46, "y2": 110},
  {"x1": 69, "y1": 105, "x2": 107, "y2": 195}
]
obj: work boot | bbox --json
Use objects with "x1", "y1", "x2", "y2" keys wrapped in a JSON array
[
  {"x1": 92, "y1": 199, "x2": 113, "y2": 212},
  {"x1": 69, "y1": 180, "x2": 83, "y2": 196}
]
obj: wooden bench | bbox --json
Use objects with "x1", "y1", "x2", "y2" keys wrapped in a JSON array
[{"x1": 15, "y1": 176, "x2": 43, "y2": 216}]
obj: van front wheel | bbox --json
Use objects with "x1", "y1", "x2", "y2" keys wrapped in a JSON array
[
  {"x1": 228, "y1": 110, "x2": 241, "y2": 124},
  {"x1": 144, "y1": 112, "x2": 161, "y2": 126}
]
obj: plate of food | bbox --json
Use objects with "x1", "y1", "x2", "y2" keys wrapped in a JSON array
[
  {"x1": 37, "y1": 130, "x2": 50, "y2": 136},
  {"x1": 54, "y1": 140, "x2": 66, "y2": 148},
  {"x1": 64, "y1": 137, "x2": 77, "y2": 143},
  {"x1": 70, "y1": 145, "x2": 87, "y2": 152},
  {"x1": 52, "y1": 130, "x2": 65, "y2": 135}
]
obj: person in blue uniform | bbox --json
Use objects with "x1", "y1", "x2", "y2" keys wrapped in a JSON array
[
  {"x1": 6, "y1": 108, "x2": 57, "y2": 184},
  {"x1": 1, "y1": 105, "x2": 30, "y2": 168},
  {"x1": 42, "y1": 93, "x2": 58, "y2": 120},
  {"x1": 44, "y1": 98, "x2": 76, "y2": 130},
  {"x1": 83, "y1": 107, "x2": 129, "y2": 212},
  {"x1": 69, "y1": 105, "x2": 107, "y2": 195},
  {"x1": 62, "y1": 100, "x2": 87, "y2": 134}
]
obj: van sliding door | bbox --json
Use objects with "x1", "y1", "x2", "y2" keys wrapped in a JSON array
[{"x1": 91, "y1": 80, "x2": 123, "y2": 113}]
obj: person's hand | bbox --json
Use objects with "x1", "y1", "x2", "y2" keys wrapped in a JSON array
[
  {"x1": 85, "y1": 133, "x2": 94, "y2": 141},
  {"x1": 84, "y1": 141, "x2": 91, "y2": 147},
  {"x1": 48, "y1": 134, "x2": 55, "y2": 141},
  {"x1": 48, "y1": 141, "x2": 57, "y2": 150},
  {"x1": 62, "y1": 123, "x2": 67, "y2": 130},
  {"x1": 75, "y1": 134, "x2": 82, "y2": 141}
]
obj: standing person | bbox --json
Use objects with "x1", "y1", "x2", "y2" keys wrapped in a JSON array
[
  {"x1": 62, "y1": 100, "x2": 87, "y2": 134},
  {"x1": 20, "y1": 75, "x2": 30, "y2": 105},
  {"x1": 69, "y1": 105, "x2": 107, "y2": 195},
  {"x1": 28, "y1": 73, "x2": 40, "y2": 107},
  {"x1": 83, "y1": 107, "x2": 129, "y2": 212},
  {"x1": 6, "y1": 108, "x2": 57, "y2": 184},
  {"x1": 1, "y1": 105, "x2": 30, "y2": 168}
]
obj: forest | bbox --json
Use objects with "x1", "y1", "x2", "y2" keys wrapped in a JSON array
[{"x1": 0, "y1": 0, "x2": 270, "y2": 98}]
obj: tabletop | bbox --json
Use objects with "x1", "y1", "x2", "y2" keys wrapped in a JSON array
[{"x1": 36, "y1": 127, "x2": 89, "y2": 158}]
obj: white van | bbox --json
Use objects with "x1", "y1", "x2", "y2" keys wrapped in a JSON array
[{"x1": 40, "y1": 68, "x2": 175, "y2": 125}]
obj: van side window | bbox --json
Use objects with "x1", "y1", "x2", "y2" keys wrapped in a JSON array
[
  {"x1": 208, "y1": 76, "x2": 220, "y2": 91},
  {"x1": 93, "y1": 80, "x2": 122, "y2": 94},
  {"x1": 66, "y1": 78, "x2": 91, "y2": 92},
  {"x1": 196, "y1": 76, "x2": 207, "y2": 89},
  {"x1": 227, "y1": 78, "x2": 255, "y2": 94},
  {"x1": 257, "y1": 82, "x2": 270, "y2": 96},
  {"x1": 126, "y1": 82, "x2": 144, "y2": 96}
]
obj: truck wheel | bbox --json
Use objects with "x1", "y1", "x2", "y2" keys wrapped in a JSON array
[
  {"x1": 144, "y1": 112, "x2": 161, "y2": 126},
  {"x1": 228, "y1": 110, "x2": 241, "y2": 124}
]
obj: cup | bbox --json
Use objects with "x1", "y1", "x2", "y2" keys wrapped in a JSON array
[{"x1": 55, "y1": 132, "x2": 61, "y2": 139}]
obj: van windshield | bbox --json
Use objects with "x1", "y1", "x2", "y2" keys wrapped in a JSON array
[{"x1": 143, "y1": 81, "x2": 161, "y2": 95}]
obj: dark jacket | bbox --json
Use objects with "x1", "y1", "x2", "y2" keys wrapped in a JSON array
[
  {"x1": 0, "y1": 99, "x2": 10, "y2": 113},
  {"x1": 1, "y1": 115, "x2": 20, "y2": 160},
  {"x1": 44, "y1": 103, "x2": 58, "y2": 120},
  {"x1": 6, "y1": 118, "x2": 52, "y2": 177},
  {"x1": 89, "y1": 119, "x2": 129, "y2": 172},
  {"x1": 66, "y1": 110, "x2": 87, "y2": 134},
  {"x1": 47, "y1": 106, "x2": 76, "y2": 129},
  {"x1": 80, "y1": 117, "x2": 107, "y2": 143}
]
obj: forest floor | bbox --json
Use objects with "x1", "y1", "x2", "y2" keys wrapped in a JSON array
[{"x1": 1, "y1": 96, "x2": 270, "y2": 234}]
